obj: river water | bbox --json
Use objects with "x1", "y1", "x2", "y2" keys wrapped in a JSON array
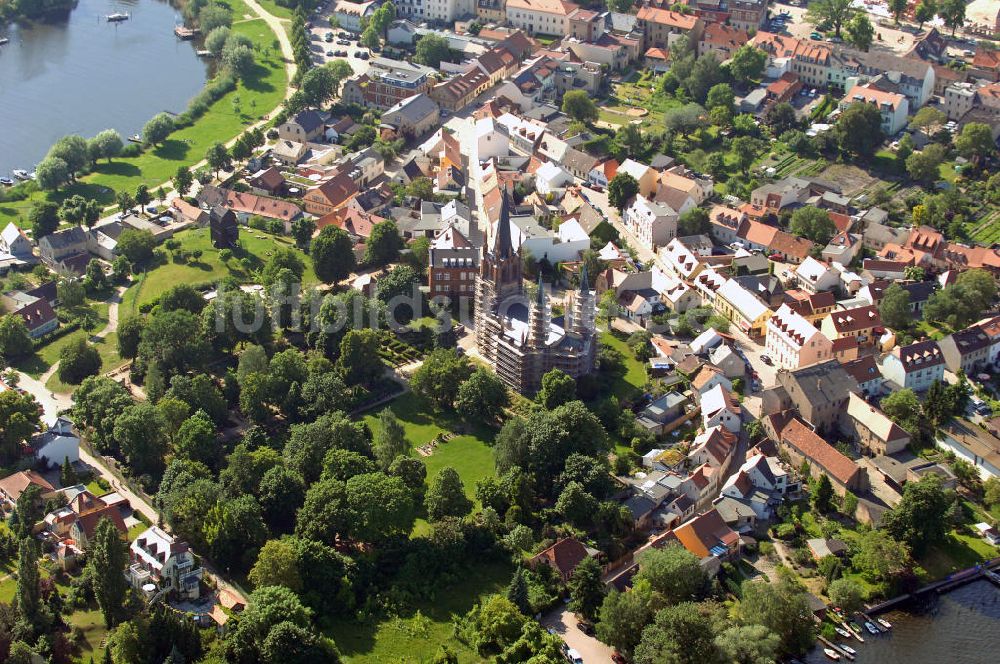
[
  {"x1": 804, "y1": 579, "x2": 1000, "y2": 664},
  {"x1": 0, "y1": 0, "x2": 208, "y2": 177}
]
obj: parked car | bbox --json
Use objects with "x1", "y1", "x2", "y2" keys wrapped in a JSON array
[
  {"x1": 578, "y1": 620, "x2": 595, "y2": 636},
  {"x1": 760, "y1": 354, "x2": 773, "y2": 365},
  {"x1": 565, "y1": 649, "x2": 584, "y2": 664},
  {"x1": 324, "y1": 32, "x2": 333, "y2": 42},
  {"x1": 326, "y1": 50, "x2": 334, "y2": 57}
]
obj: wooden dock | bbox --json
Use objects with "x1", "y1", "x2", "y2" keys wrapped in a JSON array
[
  {"x1": 174, "y1": 26, "x2": 199, "y2": 40},
  {"x1": 817, "y1": 635, "x2": 855, "y2": 661}
]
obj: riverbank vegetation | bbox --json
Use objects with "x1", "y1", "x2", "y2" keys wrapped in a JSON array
[
  {"x1": 0, "y1": 1, "x2": 288, "y2": 227},
  {"x1": 0, "y1": 0, "x2": 74, "y2": 24}
]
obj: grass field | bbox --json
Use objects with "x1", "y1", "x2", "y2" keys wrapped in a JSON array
[
  {"x1": 67, "y1": 607, "x2": 110, "y2": 663},
  {"x1": 13, "y1": 302, "x2": 110, "y2": 378},
  {"x1": 255, "y1": 0, "x2": 295, "y2": 19},
  {"x1": 599, "y1": 78, "x2": 681, "y2": 130},
  {"x1": 363, "y1": 391, "x2": 496, "y2": 504},
  {"x1": 328, "y1": 559, "x2": 512, "y2": 664},
  {"x1": 45, "y1": 332, "x2": 127, "y2": 394},
  {"x1": 915, "y1": 530, "x2": 999, "y2": 582},
  {"x1": 121, "y1": 226, "x2": 316, "y2": 314},
  {"x1": 600, "y1": 330, "x2": 648, "y2": 401},
  {"x1": 0, "y1": 17, "x2": 288, "y2": 227}
]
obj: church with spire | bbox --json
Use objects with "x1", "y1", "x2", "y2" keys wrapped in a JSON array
[{"x1": 474, "y1": 193, "x2": 598, "y2": 394}]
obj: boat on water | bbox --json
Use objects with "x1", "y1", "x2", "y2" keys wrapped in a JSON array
[
  {"x1": 12, "y1": 169, "x2": 30, "y2": 181},
  {"x1": 877, "y1": 617, "x2": 892, "y2": 630},
  {"x1": 0, "y1": 177, "x2": 14, "y2": 186},
  {"x1": 864, "y1": 621, "x2": 880, "y2": 635},
  {"x1": 0, "y1": 37, "x2": 10, "y2": 45},
  {"x1": 106, "y1": 12, "x2": 129, "y2": 22},
  {"x1": 128, "y1": 134, "x2": 142, "y2": 143},
  {"x1": 824, "y1": 648, "x2": 841, "y2": 661},
  {"x1": 835, "y1": 627, "x2": 851, "y2": 639},
  {"x1": 840, "y1": 644, "x2": 857, "y2": 656}
]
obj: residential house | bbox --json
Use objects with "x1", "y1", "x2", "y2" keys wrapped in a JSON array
[
  {"x1": 381, "y1": 93, "x2": 441, "y2": 139},
  {"x1": 660, "y1": 237, "x2": 706, "y2": 281},
  {"x1": 692, "y1": 365, "x2": 733, "y2": 400},
  {"x1": 636, "y1": 391, "x2": 690, "y2": 435},
  {"x1": 880, "y1": 339, "x2": 945, "y2": 392},
  {"x1": 727, "y1": 0, "x2": 768, "y2": 30},
  {"x1": 708, "y1": 344, "x2": 745, "y2": 380},
  {"x1": 767, "y1": 360, "x2": 860, "y2": 433},
  {"x1": 278, "y1": 110, "x2": 326, "y2": 143},
  {"x1": 820, "y1": 304, "x2": 882, "y2": 348},
  {"x1": 672, "y1": 508, "x2": 741, "y2": 563},
  {"x1": 333, "y1": 0, "x2": 380, "y2": 32},
  {"x1": 939, "y1": 325, "x2": 993, "y2": 374},
  {"x1": 702, "y1": 383, "x2": 742, "y2": 433},
  {"x1": 689, "y1": 426, "x2": 737, "y2": 475},
  {"x1": 429, "y1": 225, "x2": 479, "y2": 302},
  {"x1": 937, "y1": 418, "x2": 1000, "y2": 480},
  {"x1": 823, "y1": 231, "x2": 863, "y2": 265},
  {"x1": 129, "y1": 526, "x2": 204, "y2": 600},
  {"x1": 200, "y1": 186, "x2": 303, "y2": 227},
  {"x1": 0, "y1": 223, "x2": 34, "y2": 271},
  {"x1": 840, "y1": 355, "x2": 884, "y2": 397},
  {"x1": 708, "y1": 205, "x2": 747, "y2": 245},
  {"x1": 69, "y1": 504, "x2": 128, "y2": 550},
  {"x1": 38, "y1": 226, "x2": 88, "y2": 273},
  {"x1": 690, "y1": 327, "x2": 724, "y2": 356},
  {"x1": 840, "y1": 82, "x2": 910, "y2": 135},
  {"x1": 833, "y1": 49, "x2": 936, "y2": 110},
  {"x1": 32, "y1": 416, "x2": 79, "y2": 467},
  {"x1": 750, "y1": 31, "x2": 832, "y2": 89},
  {"x1": 617, "y1": 158, "x2": 658, "y2": 197},
  {"x1": 248, "y1": 167, "x2": 287, "y2": 197},
  {"x1": 765, "y1": 304, "x2": 834, "y2": 371},
  {"x1": 778, "y1": 418, "x2": 868, "y2": 495},
  {"x1": 784, "y1": 289, "x2": 836, "y2": 324},
  {"x1": 588, "y1": 158, "x2": 618, "y2": 188},
  {"x1": 504, "y1": 0, "x2": 578, "y2": 35},
  {"x1": 0, "y1": 470, "x2": 56, "y2": 507},
  {"x1": 561, "y1": 147, "x2": 599, "y2": 180},
  {"x1": 302, "y1": 172, "x2": 359, "y2": 217},
  {"x1": 795, "y1": 257, "x2": 840, "y2": 294},
  {"x1": 528, "y1": 537, "x2": 598, "y2": 582},
  {"x1": 846, "y1": 392, "x2": 910, "y2": 455},
  {"x1": 714, "y1": 279, "x2": 773, "y2": 338},
  {"x1": 209, "y1": 207, "x2": 239, "y2": 250},
  {"x1": 343, "y1": 57, "x2": 436, "y2": 110},
  {"x1": 623, "y1": 194, "x2": 678, "y2": 250},
  {"x1": 1, "y1": 290, "x2": 58, "y2": 338},
  {"x1": 535, "y1": 161, "x2": 573, "y2": 196},
  {"x1": 698, "y1": 21, "x2": 748, "y2": 60},
  {"x1": 636, "y1": 7, "x2": 704, "y2": 50}
]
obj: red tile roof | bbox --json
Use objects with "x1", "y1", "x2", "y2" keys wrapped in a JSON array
[{"x1": 781, "y1": 418, "x2": 861, "y2": 486}]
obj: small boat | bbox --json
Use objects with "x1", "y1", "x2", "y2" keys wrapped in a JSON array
[
  {"x1": 12, "y1": 169, "x2": 30, "y2": 180},
  {"x1": 106, "y1": 12, "x2": 129, "y2": 22},
  {"x1": 824, "y1": 648, "x2": 841, "y2": 661},
  {"x1": 27, "y1": 171, "x2": 36, "y2": 180},
  {"x1": 877, "y1": 618, "x2": 892, "y2": 630},
  {"x1": 128, "y1": 134, "x2": 142, "y2": 143},
  {"x1": 835, "y1": 627, "x2": 851, "y2": 639},
  {"x1": 0, "y1": 177, "x2": 14, "y2": 186},
  {"x1": 196, "y1": 49, "x2": 212, "y2": 57},
  {"x1": 840, "y1": 644, "x2": 857, "y2": 656},
  {"x1": 864, "y1": 621, "x2": 880, "y2": 635},
  {"x1": 0, "y1": 37, "x2": 10, "y2": 45}
]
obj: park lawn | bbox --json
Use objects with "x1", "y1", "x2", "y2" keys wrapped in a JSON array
[
  {"x1": 121, "y1": 227, "x2": 316, "y2": 314},
  {"x1": 67, "y1": 607, "x2": 110, "y2": 663},
  {"x1": 364, "y1": 391, "x2": 496, "y2": 504},
  {"x1": 327, "y1": 558, "x2": 512, "y2": 664},
  {"x1": 254, "y1": 0, "x2": 294, "y2": 19},
  {"x1": 0, "y1": 18, "x2": 288, "y2": 228},
  {"x1": 599, "y1": 331, "x2": 647, "y2": 401},
  {"x1": 914, "y1": 530, "x2": 999, "y2": 582},
  {"x1": 13, "y1": 302, "x2": 110, "y2": 378},
  {"x1": 46, "y1": 332, "x2": 127, "y2": 394}
]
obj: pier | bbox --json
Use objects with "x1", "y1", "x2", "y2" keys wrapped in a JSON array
[
  {"x1": 174, "y1": 26, "x2": 200, "y2": 40},
  {"x1": 818, "y1": 636, "x2": 856, "y2": 661},
  {"x1": 865, "y1": 556, "x2": 1000, "y2": 615}
]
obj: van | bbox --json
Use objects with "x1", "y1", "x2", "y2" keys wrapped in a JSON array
[{"x1": 565, "y1": 649, "x2": 584, "y2": 664}]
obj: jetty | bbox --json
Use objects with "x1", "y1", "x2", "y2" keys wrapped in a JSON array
[
  {"x1": 817, "y1": 636, "x2": 855, "y2": 661},
  {"x1": 174, "y1": 26, "x2": 200, "y2": 40},
  {"x1": 866, "y1": 556, "x2": 1000, "y2": 615},
  {"x1": 986, "y1": 568, "x2": 1000, "y2": 588}
]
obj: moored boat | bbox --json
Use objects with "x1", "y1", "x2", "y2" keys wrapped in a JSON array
[
  {"x1": 877, "y1": 617, "x2": 892, "y2": 630},
  {"x1": 0, "y1": 37, "x2": 10, "y2": 45},
  {"x1": 864, "y1": 621, "x2": 879, "y2": 634},
  {"x1": 12, "y1": 169, "x2": 29, "y2": 180},
  {"x1": 840, "y1": 644, "x2": 856, "y2": 656},
  {"x1": 107, "y1": 12, "x2": 129, "y2": 22},
  {"x1": 835, "y1": 627, "x2": 851, "y2": 639},
  {"x1": 824, "y1": 648, "x2": 841, "y2": 661}
]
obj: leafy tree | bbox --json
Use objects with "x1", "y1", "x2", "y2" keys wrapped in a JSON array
[
  {"x1": 90, "y1": 517, "x2": 130, "y2": 627},
  {"x1": 116, "y1": 228, "x2": 158, "y2": 264},
  {"x1": 455, "y1": 368, "x2": 508, "y2": 423},
  {"x1": 425, "y1": 467, "x2": 473, "y2": 522},
  {"x1": 345, "y1": 472, "x2": 415, "y2": 542},
  {"x1": 562, "y1": 90, "x2": 599, "y2": 123},
  {"x1": 72, "y1": 376, "x2": 133, "y2": 453},
  {"x1": 664, "y1": 102, "x2": 709, "y2": 136},
  {"x1": 807, "y1": 0, "x2": 855, "y2": 37},
  {"x1": 940, "y1": 0, "x2": 966, "y2": 35},
  {"x1": 556, "y1": 481, "x2": 597, "y2": 528},
  {"x1": 414, "y1": 33, "x2": 451, "y2": 67},
  {"x1": 143, "y1": 112, "x2": 175, "y2": 146},
  {"x1": 925, "y1": 269, "x2": 998, "y2": 328},
  {"x1": 906, "y1": 143, "x2": 948, "y2": 185},
  {"x1": 851, "y1": 528, "x2": 910, "y2": 581},
  {"x1": 706, "y1": 83, "x2": 735, "y2": 113},
  {"x1": 88, "y1": 129, "x2": 124, "y2": 164},
  {"x1": 114, "y1": 403, "x2": 169, "y2": 479},
  {"x1": 880, "y1": 388, "x2": 922, "y2": 434},
  {"x1": 29, "y1": 200, "x2": 61, "y2": 239},
  {"x1": 0, "y1": 314, "x2": 33, "y2": 359},
  {"x1": 284, "y1": 412, "x2": 372, "y2": 484},
  {"x1": 789, "y1": 205, "x2": 836, "y2": 244},
  {"x1": 205, "y1": 25, "x2": 231, "y2": 56},
  {"x1": 259, "y1": 466, "x2": 306, "y2": 534},
  {"x1": 0, "y1": 390, "x2": 42, "y2": 464},
  {"x1": 505, "y1": 568, "x2": 531, "y2": 615},
  {"x1": 373, "y1": 409, "x2": 408, "y2": 470},
  {"x1": 634, "y1": 601, "x2": 722, "y2": 664},
  {"x1": 596, "y1": 586, "x2": 653, "y2": 656},
  {"x1": 311, "y1": 225, "x2": 356, "y2": 284},
  {"x1": 879, "y1": 282, "x2": 912, "y2": 330},
  {"x1": 411, "y1": 348, "x2": 473, "y2": 410},
  {"x1": 914, "y1": 0, "x2": 936, "y2": 29},
  {"x1": 764, "y1": 102, "x2": 799, "y2": 137},
  {"x1": 729, "y1": 44, "x2": 766, "y2": 85},
  {"x1": 16, "y1": 536, "x2": 41, "y2": 624},
  {"x1": 955, "y1": 122, "x2": 995, "y2": 162},
  {"x1": 47, "y1": 134, "x2": 88, "y2": 176},
  {"x1": 737, "y1": 578, "x2": 814, "y2": 656},
  {"x1": 58, "y1": 337, "x2": 102, "y2": 384},
  {"x1": 35, "y1": 156, "x2": 71, "y2": 191},
  {"x1": 909, "y1": 106, "x2": 947, "y2": 132},
  {"x1": 174, "y1": 409, "x2": 217, "y2": 466},
  {"x1": 812, "y1": 473, "x2": 834, "y2": 513},
  {"x1": 205, "y1": 142, "x2": 231, "y2": 178},
  {"x1": 881, "y1": 475, "x2": 949, "y2": 555},
  {"x1": 846, "y1": 12, "x2": 875, "y2": 50},
  {"x1": 139, "y1": 309, "x2": 209, "y2": 377},
  {"x1": 685, "y1": 53, "x2": 724, "y2": 103},
  {"x1": 568, "y1": 556, "x2": 605, "y2": 622},
  {"x1": 607, "y1": 173, "x2": 639, "y2": 210},
  {"x1": 635, "y1": 544, "x2": 707, "y2": 604},
  {"x1": 837, "y1": 102, "x2": 884, "y2": 159},
  {"x1": 173, "y1": 165, "x2": 194, "y2": 197},
  {"x1": 536, "y1": 368, "x2": 576, "y2": 410},
  {"x1": 714, "y1": 624, "x2": 781, "y2": 664},
  {"x1": 828, "y1": 577, "x2": 864, "y2": 614},
  {"x1": 291, "y1": 217, "x2": 316, "y2": 250},
  {"x1": 335, "y1": 328, "x2": 382, "y2": 386}
]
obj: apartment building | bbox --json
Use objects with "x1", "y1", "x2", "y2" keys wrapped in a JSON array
[
  {"x1": 505, "y1": 0, "x2": 578, "y2": 35},
  {"x1": 765, "y1": 304, "x2": 834, "y2": 371}
]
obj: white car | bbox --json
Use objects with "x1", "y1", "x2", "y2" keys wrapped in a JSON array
[{"x1": 565, "y1": 649, "x2": 584, "y2": 664}]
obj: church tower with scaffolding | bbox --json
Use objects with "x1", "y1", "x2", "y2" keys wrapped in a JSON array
[{"x1": 474, "y1": 193, "x2": 598, "y2": 394}]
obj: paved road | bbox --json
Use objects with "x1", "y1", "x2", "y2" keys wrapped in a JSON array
[
  {"x1": 542, "y1": 607, "x2": 615, "y2": 664},
  {"x1": 579, "y1": 185, "x2": 661, "y2": 270}
]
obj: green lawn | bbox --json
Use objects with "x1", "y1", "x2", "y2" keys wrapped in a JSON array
[
  {"x1": 600, "y1": 331, "x2": 648, "y2": 400},
  {"x1": 13, "y1": 302, "x2": 110, "y2": 378},
  {"x1": 121, "y1": 226, "x2": 316, "y2": 314},
  {"x1": 67, "y1": 607, "x2": 110, "y2": 663},
  {"x1": 327, "y1": 559, "x2": 512, "y2": 664},
  {"x1": 0, "y1": 17, "x2": 288, "y2": 227},
  {"x1": 45, "y1": 332, "x2": 127, "y2": 394},
  {"x1": 255, "y1": 0, "x2": 295, "y2": 19},
  {"x1": 915, "y1": 530, "x2": 999, "y2": 582},
  {"x1": 363, "y1": 391, "x2": 496, "y2": 504}
]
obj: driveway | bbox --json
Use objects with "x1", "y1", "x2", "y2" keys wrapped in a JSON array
[
  {"x1": 541, "y1": 607, "x2": 615, "y2": 664},
  {"x1": 579, "y1": 186, "x2": 660, "y2": 270}
]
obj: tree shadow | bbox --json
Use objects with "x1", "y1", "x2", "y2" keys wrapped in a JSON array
[
  {"x1": 242, "y1": 63, "x2": 276, "y2": 93},
  {"x1": 92, "y1": 161, "x2": 142, "y2": 178},
  {"x1": 152, "y1": 139, "x2": 192, "y2": 162}
]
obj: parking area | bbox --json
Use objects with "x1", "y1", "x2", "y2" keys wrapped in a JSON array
[
  {"x1": 770, "y1": 1, "x2": 918, "y2": 56},
  {"x1": 308, "y1": 19, "x2": 371, "y2": 76},
  {"x1": 541, "y1": 607, "x2": 616, "y2": 664}
]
